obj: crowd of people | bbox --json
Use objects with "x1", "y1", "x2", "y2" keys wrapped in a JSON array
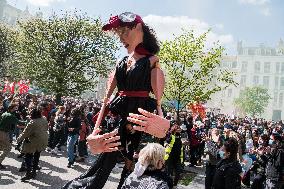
[
  {"x1": 0, "y1": 11, "x2": 283, "y2": 189},
  {"x1": 163, "y1": 112, "x2": 284, "y2": 189},
  {"x1": 0, "y1": 92, "x2": 283, "y2": 188},
  {"x1": 0, "y1": 93, "x2": 100, "y2": 179}
]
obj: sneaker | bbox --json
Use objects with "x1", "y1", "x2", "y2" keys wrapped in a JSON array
[
  {"x1": 0, "y1": 164, "x2": 6, "y2": 170},
  {"x1": 21, "y1": 172, "x2": 33, "y2": 181},
  {"x1": 51, "y1": 148, "x2": 58, "y2": 155},
  {"x1": 75, "y1": 157, "x2": 85, "y2": 162},
  {"x1": 35, "y1": 165, "x2": 41, "y2": 170},
  {"x1": 45, "y1": 147, "x2": 52, "y2": 152},
  {"x1": 19, "y1": 166, "x2": 27, "y2": 172},
  {"x1": 17, "y1": 153, "x2": 25, "y2": 158},
  {"x1": 67, "y1": 161, "x2": 74, "y2": 168}
]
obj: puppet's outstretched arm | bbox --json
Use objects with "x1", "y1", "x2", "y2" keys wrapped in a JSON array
[
  {"x1": 150, "y1": 56, "x2": 165, "y2": 117},
  {"x1": 93, "y1": 71, "x2": 117, "y2": 131}
]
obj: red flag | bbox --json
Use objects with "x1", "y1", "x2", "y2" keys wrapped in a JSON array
[
  {"x1": 19, "y1": 80, "x2": 30, "y2": 94},
  {"x1": 9, "y1": 82, "x2": 16, "y2": 94},
  {"x1": 3, "y1": 81, "x2": 10, "y2": 93}
]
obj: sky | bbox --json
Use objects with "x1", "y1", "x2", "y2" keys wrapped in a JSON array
[{"x1": 7, "y1": 0, "x2": 284, "y2": 55}]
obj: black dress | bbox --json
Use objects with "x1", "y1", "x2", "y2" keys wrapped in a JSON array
[
  {"x1": 109, "y1": 56, "x2": 156, "y2": 117},
  {"x1": 62, "y1": 56, "x2": 157, "y2": 189}
]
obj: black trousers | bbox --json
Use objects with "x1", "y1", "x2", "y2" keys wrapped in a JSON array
[
  {"x1": 62, "y1": 151, "x2": 125, "y2": 189},
  {"x1": 190, "y1": 145, "x2": 199, "y2": 165},
  {"x1": 47, "y1": 127, "x2": 54, "y2": 148},
  {"x1": 251, "y1": 174, "x2": 265, "y2": 189},
  {"x1": 62, "y1": 119, "x2": 136, "y2": 189},
  {"x1": 78, "y1": 140, "x2": 88, "y2": 157},
  {"x1": 25, "y1": 151, "x2": 41, "y2": 171},
  {"x1": 166, "y1": 157, "x2": 182, "y2": 186},
  {"x1": 205, "y1": 163, "x2": 216, "y2": 189},
  {"x1": 51, "y1": 129, "x2": 65, "y2": 149}
]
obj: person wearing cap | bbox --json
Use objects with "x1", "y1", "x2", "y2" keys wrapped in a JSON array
[
  {"x1": 223, "y1": 123, "x2": 233, "y2": 141},
  {"x1": 63, "y1": 12, "x2": 168, "y2": 189}
]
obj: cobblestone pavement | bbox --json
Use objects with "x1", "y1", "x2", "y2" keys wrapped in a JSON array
[{"x1": 0, "y1": 144, "x2": 205, "y2": 189}]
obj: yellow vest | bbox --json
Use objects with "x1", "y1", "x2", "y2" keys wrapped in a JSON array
[{"x1": 164, "y1": 134, "x2": 184, "y2": 163}]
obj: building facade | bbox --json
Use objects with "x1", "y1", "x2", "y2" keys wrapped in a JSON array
[
  {"x1": 0, "y1": 0, "x2": 33, "y2": 25},
  {"x1": 209, "y1": 39, "x2": 284, "y2": 120}
]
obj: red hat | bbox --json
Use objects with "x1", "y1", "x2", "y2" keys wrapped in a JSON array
[{"x1": 102, "y1": 12, "x2": 144, "y2": 31}]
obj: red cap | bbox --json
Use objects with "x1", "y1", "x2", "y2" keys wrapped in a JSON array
[{"x1": 102, "y1": 12, "x2": 144, "y2": 31}]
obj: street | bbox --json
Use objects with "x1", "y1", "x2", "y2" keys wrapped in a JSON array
[{"x1": 0, "y1": 143, "x2": 205, "y2": 189}]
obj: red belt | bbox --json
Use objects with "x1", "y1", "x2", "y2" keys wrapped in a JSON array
[{"x1": 118, "y1": 91, "x2": 149, "y2": 97}]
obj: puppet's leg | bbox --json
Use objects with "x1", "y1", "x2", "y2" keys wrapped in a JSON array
[
  {"x1": 62, "y1": 151, "x2": 118, "y2": 189},
  {"x1": 117, "y1": 120, "x2": 142, "y2": 189}
]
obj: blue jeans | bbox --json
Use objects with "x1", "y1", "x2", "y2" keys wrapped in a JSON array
[{"x1": 67, "y1": 134, "x2": 79, "y2": 162}]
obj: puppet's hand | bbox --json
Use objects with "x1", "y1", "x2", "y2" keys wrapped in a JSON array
[
  {"x1": 87, "y1": 129, "x2": 120, "y2": 154},
  {"x1": 127, "y1": 108, "x2": 170, "y2": 138}
]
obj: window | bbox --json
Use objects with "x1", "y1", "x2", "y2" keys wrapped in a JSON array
[
  {"x1": 263, "y1": 76, "x2": 270, "y2": 88},
  {"x1": 275, "y1": 76, "x2": 279, "y2": 89},
  {"x1": 241, "y1": 61, "x2": 248, "y2": 72},
  {"x1": 264, "y1": 62, "x2": 270, "y2": 73},
  {"x1": 240, "y1": 75, "x2": 247, "y2": 87},
  {"x1": 228, "y1": 89, "x2": 232, "y2": 98},
  {"x1": 274, "y1": 92, "x2": 278, "y2": 104},
  {"x1": 232, "y1": 61, "x2": 237, "y2": 69},
  {"x1": 253, "y1": 76, "x2": 259, "y2": 86},
  {"x1": 281, "y1": 77, "x2": 284, "y2": 90},
  {"x1": 276, "y1": 62, "x2": 280, "y2": 73},
  {"x1": 243, "y1": 48, "x2": 248, "y2": 55},
  {"x1": 254, "y1": 61, "x2": 261, "y2": 73},
  {"x1": 281, "y1": 62, "x2": 284, "y2": 74},
  {"x1": 222, "y1": 62, "x2": 228, "y2": 68},
  {"x1": 279, "y1": 93, "x2": 283, "y2": 107},
  {"x1": 248, "y1": 49, "x2": 255, "y2": 55}
]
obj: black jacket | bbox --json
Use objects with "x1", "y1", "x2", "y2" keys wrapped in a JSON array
[
  {"x1": 212, "y1": 158, "x2": 242, "y2": 189},
  {"x1": 68, "y1": 116, "x2": 81, "y2": 135}
]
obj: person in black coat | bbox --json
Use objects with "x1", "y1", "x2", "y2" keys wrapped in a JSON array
[
  {"x1": 66, "y1": 108, "x2": 81, "y2": 168},
  {"x1": 212, "y1": 137, "x2": 242, "y2": 189}
]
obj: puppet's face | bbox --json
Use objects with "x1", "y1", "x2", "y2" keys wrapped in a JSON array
[{"x1": 114, "y1": 24, "x2": 140, "y2": 54}]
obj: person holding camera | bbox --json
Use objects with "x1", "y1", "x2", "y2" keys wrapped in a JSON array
[
  {"x1": 264, "y1": 133, "x2": 284, "y2": 189},
  {"x1": 204, "y1": 128, "x2": 223, "y2": 189}
]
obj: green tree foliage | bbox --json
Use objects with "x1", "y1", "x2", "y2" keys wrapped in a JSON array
[
  {"x1": 159, "y1": 30, "x2": 237, "y2": 116},
  {"x1": 0, "y1": 23, "x2": 17, "y2": 81},
  {"x1": 11, "y1": 12, "x2": 118, "y2": 103},
  {"x1": 234, "y1": 86, "x2": 271, "y2": 117}
]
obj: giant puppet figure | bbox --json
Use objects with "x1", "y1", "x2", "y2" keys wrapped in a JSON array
[{"x1": 63, "y1": 12, "x2": 166, "y2": 189}]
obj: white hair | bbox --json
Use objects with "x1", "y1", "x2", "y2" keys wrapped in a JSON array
[{"x1": 138, "y1": 143, "x2": 165, "y2": 171}]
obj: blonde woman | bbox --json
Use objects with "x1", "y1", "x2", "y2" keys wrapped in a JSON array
[{"x1": 122, "y1": 143, "x2": 173, "y2": 189}]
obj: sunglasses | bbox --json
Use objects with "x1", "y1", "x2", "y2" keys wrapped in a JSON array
[{"x1": 118, "y1": 12, "x2": 137, "y2": 23}]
